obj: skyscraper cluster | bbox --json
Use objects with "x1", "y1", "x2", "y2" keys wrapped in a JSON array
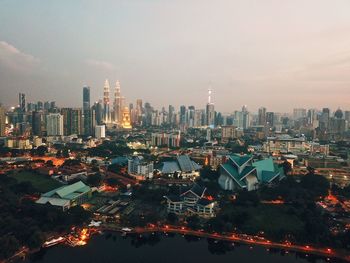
[
  {"x1": 2, "y1": 84, "x2": 349, "y2": 143},
  {"x1": 101, "y1": 79, "x2": 127, "y2": 125}
]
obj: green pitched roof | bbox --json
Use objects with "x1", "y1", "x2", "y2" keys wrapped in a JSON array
[
  {"x1": 261, "y1": 170, "x2": 280, "y2": 183},
  {"x1": 253, "y1": 158, "x2": 285, "y2": 183},
  {"x1": 43, "y1": 181, "x2": 90, "y2": 199},
  {"x1": 252, "y1": 158, "x2": 275, "y2": 172},
  {"x1": 228, "y1": 154, "x2": 253, "y2": 167},
  {"x1": 221, "y1": 163, "x2": 256, "y2": 187}
]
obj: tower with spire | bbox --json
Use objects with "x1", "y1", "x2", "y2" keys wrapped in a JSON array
[
  {"x1": 206, "y1": 87, "x2": 215, "y2": 127},
  {"x1": 103, "y1": 79, "x2": 111, "y2": 123},
  {"x1": 114, "y1": 80, "x2": 122, "y2": 123}
]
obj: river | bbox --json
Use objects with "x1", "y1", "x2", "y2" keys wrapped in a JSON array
[{"x1": 23, "y1": 232, "x2": 345, "y2": 263}]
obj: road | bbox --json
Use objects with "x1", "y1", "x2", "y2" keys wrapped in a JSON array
[{"x1": 102, "y1": 225, "x2": 350, "y2": 262}]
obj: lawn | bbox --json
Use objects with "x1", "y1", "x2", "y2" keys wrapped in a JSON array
[{"x1": 12, "y1": 171, "x2": 62, "y2": 192}]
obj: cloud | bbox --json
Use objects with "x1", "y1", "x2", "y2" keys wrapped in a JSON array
[
  {"x1": 85, "y1": 59, "x2": 116, "y2": 71},
  {"x1": 0, "y1": 41, "x2": 40, "y2": 72}
]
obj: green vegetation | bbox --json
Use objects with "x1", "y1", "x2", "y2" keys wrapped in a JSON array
[
  {"x1": 203, "y1": 174, "x2": 340, "y2": 246},
  {"x1": 260, "y1": 174, "x2": 330, "y2": 203},
  {"x1": 88, "y1": 140, "x2": 132, "y2": 158},
  {"x1": 12, "y1": 171, "x2": 62, "y2": 192},
  {"x1": 132, "y1": 183, "x2": 168, "y2": 203},
  {"x1": 87, "y1": 173, "x2": 102, "y2": 187},
  {"x1": 0, "y1": 173, "x2": 91, "y2": 260}
]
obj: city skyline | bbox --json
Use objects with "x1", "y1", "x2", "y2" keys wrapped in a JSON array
[{"x1": 1, "y1": 0, "x2": 350, "y2": 111}]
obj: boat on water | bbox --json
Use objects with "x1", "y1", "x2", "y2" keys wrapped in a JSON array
[{"x1": 42, "y1": 237, "x2": 66, "y2": 248}]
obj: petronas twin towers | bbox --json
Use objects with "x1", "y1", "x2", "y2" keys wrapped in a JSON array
[{"x1": 103, "y1": 79, "x2": 126, "y2": 125}]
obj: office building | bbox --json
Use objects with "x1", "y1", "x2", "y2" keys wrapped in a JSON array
[
  {"x1": 83, "y1": 86, "x2": 92, "y2": 136},
  {"x1": 258, "y1": 107, "x2": 267, "y2": 126},
  {"x1": 95, "y1": 125, "x2": 106, "y2": 139},
  {"x1": 103, "y1": 79, "x2": 111, "y2": 123},
  {"x1": 0, "y1": 106, "x2": 5, "y2": 136},
  {"x1": 151, "y1": 131, "x2": 181, "y2": 148},
  {"x1": 206, "y1": 89, "x2": 215, "y2": 127},
  {"x1": 293, "y1": 108, "x2": 307, "y2": 120},
  {"x1": 18, "y1": 93, "x2": 26, "y2": 113},
  {"x1": 266, "y1": 112, "x2": 274, "y2": 127},
  {"x1": 32, "y1": 111, "x2": 42, "y2": 136},
  {"x1": 61, "y1": 108, "x2": 82, "y2": 136},
  {"x1": 46, "y1": 113, "x2": 64, "y2": 136}
]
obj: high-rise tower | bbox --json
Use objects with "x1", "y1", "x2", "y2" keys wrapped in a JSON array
[
  {"x1": 114, "y1": 80, "x2": 122, "y2": 123},
  {"x1": 0, "y1": 106, "x2": 6, "y2": 136},
  {"x1": 83, "y1": 86, "x2": 90, "y2": 111},
  {"x1": 206, "y1": 88, "x2": 215, "y2": 127},
  {"x1": 103, "y1": 79, "x2": 111, "y2": 123},
  {"x1": 83, "y1": 86, "x2": 92, "y2": 136},
  {"x1": 18, "y1": 93, "x2": 26, "y2": 113}
]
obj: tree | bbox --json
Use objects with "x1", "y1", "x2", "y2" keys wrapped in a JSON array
[
  {"x1": 10, "y1": 182, "x2": 36, "y2": 194},
  {"x1": 27, "y1": 229, "x2": 45, "y2": 249},
  {"x1": 87, "y1": 173, "x2": 102, "y2": 187},
  {"x1": 106, "y1": 178, "x2": 119, "y2": 187},
  {"x1": 36, "y1": 145, "x2": 48, "y2": 156},
  {"x1": 167, "y1": 213, "x2": 178, "y2": 224},
  {"x1": 62, "y1": 148, "x2": 70, "y2": 158},
  {"x1": 0, "y1": 235, "x2": 20, "y2": 260},
  {"x1": 300, "y1": 174, "x2": 329, "y2": 199},
  {"x1": 280, "y1": 160, "x2": 292, "y2": 175},
  {"x1": 46, "y1": 160, "x2": 54, "y2": 167},
  {"x1": 235, "y1": 190, "x2": 259, "y2": 206},
  {"x1": 186, "y1": 215, "x2": 200, "y2": 230}
]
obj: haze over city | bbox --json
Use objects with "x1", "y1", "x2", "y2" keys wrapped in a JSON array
[
  {"x1": 1, "y1": 0, "x2": 350, "y2": 112},
  {"x1": 2, "y1": 1, "x2": 350, "y2": 263}
]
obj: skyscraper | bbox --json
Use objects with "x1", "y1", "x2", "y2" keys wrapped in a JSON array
[
  {"x1": 180, "y1": 105, "x2": 187, "y2": 126},
  {"x1": 258, "y1": 107, "x2": 267, "y2": 126},
  {"x1": 0, "y1": 106, "x2": 6, "y2": 136},
  {"x1": 293, "y1": 108, "x2": 307, "y2": 120},
  {"x1": 103, "y1": 79, "x2": 111, "y2": 123},
  {"x1": 83, "y1": 86, "x2": 92, "y2": 136},
  {"x1": 18, "y1": 93, "x2": 26, "y2": 113},
  {"x1": 266, "y1": 112, "x2": 275, "y2": 127},
  {"x1": 113, "y1": 80, "x2": 122, "y2": 123},
  {"x1": 46, "y1": 113, "x2": 64, "y2": 136},
  {"x1": 320, "y1": 108, "x2": 330, "y2": 130},
  {"x1": 83, "y1": 86, "x2": 90, "y2": 110},
  {"x1": 168, "y1": 105, "x2": 174, "y2": 125},
  {"x1": 71, "y1": 108, "x2": 82, "y2": 135},
  {"x1": 61, "y1": 108, "x2": 82, "y2": 135},
  {"x1": 188, "y1": 106, "x2": 195, "y2": 127},
  {"x1": 32, "y1": 111, "x2": 42, "y2": 136},
  {"x1": 136, "y1": 99, "x2": 143, "y2": 125},
  {"x1": 93, "y1": 100, "x2": 103, "y2": 125},
  {"x1": 206, "y1": 89, "x2": 215, "y2": 127}
]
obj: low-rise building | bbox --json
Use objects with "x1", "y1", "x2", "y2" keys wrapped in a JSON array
[
  {"x1": 164, "y1": 184, "x2": 216, "y2": 218},
  {"x1": 36, "y1": 181, "x2": 92, "y2": 211},
  {"x1": 218, "y1": 154, "x2": 284, "y2": 192},
  {"x1": 128, "y1": 156, "x2": 154, "y2": 179},
  {"x1": 160, "y1": 155, "x2": 201, "y2": 179}
]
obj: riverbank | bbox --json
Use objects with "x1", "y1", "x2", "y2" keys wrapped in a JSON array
[
  {"x1": 101, "y1": 224, "x2": 350, "y2": 262},
  {"x1": 6, "y1": 224, "x2": 350, "y2": 263},
  {"x1": 20, "y1": 232, "x2": 349, "y2": 263}
]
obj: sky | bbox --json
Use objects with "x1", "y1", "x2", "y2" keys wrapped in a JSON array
[{"x1": 0, "y1": 0, "x2": 350, "y2": 113}]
